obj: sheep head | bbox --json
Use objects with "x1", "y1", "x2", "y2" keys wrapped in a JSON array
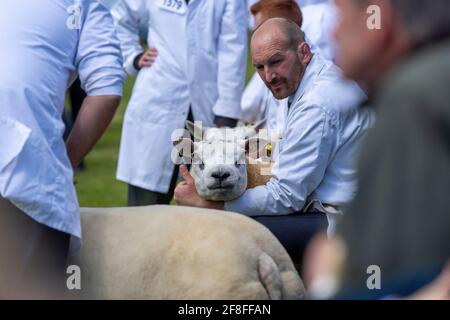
[{"x1": 172, "y1": 120, "x2": 269, "y2": 201}]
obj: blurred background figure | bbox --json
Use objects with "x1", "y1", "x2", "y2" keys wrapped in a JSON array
[
  {"x1": 241, "y1": 0, "x2": 338, "y2": 124},
  {"x1": 112, "y1": 0, "x2": 248, "y2": 206},
  {"x1": 301, "y1": 2, "x2": 338, "y2": 62},
  {"x1": 246, "y1": 0, "x2": 332, "y2": 30},
  {"x1": 305, "y1": 0, "x2": 450, "y2": 299}
]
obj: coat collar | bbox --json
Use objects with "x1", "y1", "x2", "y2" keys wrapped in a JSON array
[{"x1": 290, "y1": 54, "x2": 327, "y2": 108}]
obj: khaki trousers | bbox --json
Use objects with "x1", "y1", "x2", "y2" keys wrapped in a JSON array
[{"x1": 0, "y1": 197, "x2": 69, "y2": 299}]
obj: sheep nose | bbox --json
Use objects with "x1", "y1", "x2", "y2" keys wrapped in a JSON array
[{"x1": 211, "y1": 171, "x2": 231, "y2": 182}]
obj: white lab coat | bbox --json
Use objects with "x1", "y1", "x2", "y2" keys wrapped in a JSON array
[
  {"x1": 0, "y1": 0, "x2": 124, "y2": 243},
  {"x1": 113, "y1": 0, "x2": 248, "y2": 193},
  {"x1": 302, "y1": 2, "x2": 339, "y2": 62}
]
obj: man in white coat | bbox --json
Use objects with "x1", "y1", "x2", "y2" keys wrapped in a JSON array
[
  {"x1": 113, "y1": 0, "x2": 248, "y2": 206},
  {"x1": 0, "y1": 0, "x2": 124, "y2": 298},
  {"x1": 175, "y1": 18, "x2": 373, "y2": 265},
  {"x1": 242, "y1": 0, "x2": 339, "y2": 123}
]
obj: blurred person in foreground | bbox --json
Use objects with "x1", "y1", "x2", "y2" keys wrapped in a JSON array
[{"x1": 304, "y1": 0, "x2": 450, "y2": 299}]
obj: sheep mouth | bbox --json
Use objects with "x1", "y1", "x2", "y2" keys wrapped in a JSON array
[{"x1": 207, "y1": 184, "x2": 234, "y2": 191}]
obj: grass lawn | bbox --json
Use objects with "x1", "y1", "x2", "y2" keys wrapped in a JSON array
[
  {"x1": 75, "y1": 55, "x2": 255, "y2": 207},
  {"x1": 74, "y1": 76, "x2": 136, "y2": 207}
]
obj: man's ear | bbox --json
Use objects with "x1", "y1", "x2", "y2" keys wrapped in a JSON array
[
  {"x1": 298, "y1": 41, "x2": 313, "y2": 65},
  {"x1": 186, "y1": 120, "x2": 204, "y2": 141}
]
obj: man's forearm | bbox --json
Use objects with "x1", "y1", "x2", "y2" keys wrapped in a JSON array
[{"x1": 65, "y1": 95, "x2": 121, "y2": 169}]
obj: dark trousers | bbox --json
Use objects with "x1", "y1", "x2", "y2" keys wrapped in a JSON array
[
  {"x1": 128, "y1": 165, "x2": 180, "y2": 206},
  {"x1": 253, "y1": 211, "x2": 328, "y2": 272},
  {"x1": 69, "y1": 78, "x2": 86, "y2": 122},
  {"x1": 63, "y1": 78, "x2": 87, "y2": 141},
  {"x1": 0, "y1": 198, "x2": 70, "y2": 299},
  {"x1": 63, "y1": 78, "x2": 87, "y2": 170}
]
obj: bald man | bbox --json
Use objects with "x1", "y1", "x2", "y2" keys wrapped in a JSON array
[{"x1": 175, "y1": 18, "x2": 373, "y2": 265}]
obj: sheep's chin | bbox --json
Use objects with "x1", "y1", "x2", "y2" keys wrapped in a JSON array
[{"x1": 197, "y1": 186, "x2": 246, "y2": 202}]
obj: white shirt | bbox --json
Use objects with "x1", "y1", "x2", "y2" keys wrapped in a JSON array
[
  {"x1": 225, "y1": 55, "x2": 374, "y2": 216},
  {"x1": 0, "y1": 0, "x2": 124, "y2": 241},
  {"x1": 302, "y1": 2, "x2": 339, "y2": 62},
  {"x1": 113, "y1": 0, "x2": 248, "y2": 193}
]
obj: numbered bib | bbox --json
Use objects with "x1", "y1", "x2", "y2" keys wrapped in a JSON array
[{"x1": 158, "y1": 0, "x2": 187, "y2": 15}]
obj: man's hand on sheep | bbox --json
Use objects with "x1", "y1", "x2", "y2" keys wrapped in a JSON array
[{"x1": 174, "y1": 165, "x2": 224, "y2": 210}]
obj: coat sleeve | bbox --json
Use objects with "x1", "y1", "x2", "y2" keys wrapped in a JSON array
[
  {"x1": 110, "y1": 0, "x2": 148, "y2": 76},
  {"x1": 213, "y1": 0, "x2": 248, "y2": 120},
  {"x1": 224, "y1": 104, "x2": 338, "y2": 216},
  {"x1": 76, "y1": 0, "x2": 125, "y2": 96}
]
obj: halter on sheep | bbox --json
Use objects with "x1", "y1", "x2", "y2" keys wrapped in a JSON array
[{"x1": 173, "y1": 120, "x2": 273, "y2": 201}]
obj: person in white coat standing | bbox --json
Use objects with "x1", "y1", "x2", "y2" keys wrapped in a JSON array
[{"x1": 113, "y1": 0, "x2": 248, "y2": 206}]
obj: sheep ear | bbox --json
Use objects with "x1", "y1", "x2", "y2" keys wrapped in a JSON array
[
  {"x1": 251, "y1": 119, "x2": 267, "y2": 132},
  {"x1": 244, "y1": 118, "x2": 267, "y2": 140},
  {"x1": 186, "y1": 120, "x2": 204, "y2": 141},
  {"x1": 245, "y1": 137, "x2": 271, "y2": 159},
  {"x1": 173, "y1": 137, "x2": 194, "y2": 160}
]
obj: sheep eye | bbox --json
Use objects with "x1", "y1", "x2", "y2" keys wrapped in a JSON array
[
  {"x1": 199, "y1": 162, "x2": 205, "y2": 170},
  {"x1": 234, "y1": 161, "x2": 241, "y2": 168}
]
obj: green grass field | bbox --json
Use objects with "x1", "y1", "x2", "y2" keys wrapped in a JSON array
[
  {"x1": 74, "y1": 76, "x2": 135, "y2": 207},
  {"x1": 75, "y1": 56, "x2": 256, "y2": 207}
]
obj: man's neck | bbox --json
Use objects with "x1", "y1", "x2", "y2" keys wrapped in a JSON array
[{"x1": 288, "y1": 53, "x2": 315, "y2": 107}]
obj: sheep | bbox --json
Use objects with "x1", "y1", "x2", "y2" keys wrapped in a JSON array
[
  {"x1": 65, "y1": 122, "x2": 303, "y2": 299},
  {"x1": 66, "y1": 205, "x2": 305, "y2": 300},
  {"x1": 173, "y1": 120, "x2": 274, "y2": 201}
]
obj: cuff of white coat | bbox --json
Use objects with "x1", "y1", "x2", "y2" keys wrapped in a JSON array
[
  {"x1": 124, "y1": 53, "x2": 141, "y2": 76},
  {"x1": 224, "y1": 186, "x2": 268, "y2": 216},
  {"x1": 213, "y1": 99, "x2": 242, "y2": 120},
  {"x1": 87, "y1": 83, "x2": 123, "y2": 97}
]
